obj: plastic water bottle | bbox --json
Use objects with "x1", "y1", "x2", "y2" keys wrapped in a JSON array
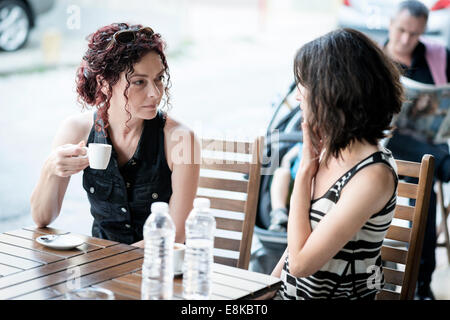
[
  {"x1": 183, "y1": 198, "x2": 216, "y2": 299},
  {"x1": 141, "y1": 202, "x2": 175, "y2": 300}
]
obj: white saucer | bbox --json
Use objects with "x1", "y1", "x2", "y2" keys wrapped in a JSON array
[{"x1": 36, "y1": 234, "x2": 85, "y2": 250}]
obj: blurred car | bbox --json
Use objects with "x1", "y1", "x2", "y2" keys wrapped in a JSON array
[
  {"x1": 337, "y1": 0, "x2": 450, "y2": 47},
  {"x1": 0, "y1": 0, "x2": 55, "y2": 51}
]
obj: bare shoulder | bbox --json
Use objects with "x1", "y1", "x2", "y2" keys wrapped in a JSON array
[
  {"x1": 64, "y1": 111, "x2": 93, "y2": 131},
  {"x1": 164, "y1": 115, "x2": 197, "y2": 143},
  {"x1": 350, "y1": 162, "x2": 395, "y2": 191},
  {"x1": 364, "y1": 162, "x2": 396, "y2": 185},
  {"x1": 163, "y1": 115, "x2": 200, "y2": 169},
  {"x1": 342, "y1": 162, "x2": 396, "y2": 212},
  {"x1": 53, "y1": 111, "x2": 94, "y2": 147}
]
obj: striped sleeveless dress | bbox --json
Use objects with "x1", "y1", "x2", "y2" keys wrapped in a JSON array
[{"x1": 279, "y1": 148, "x2": 398, "y2": 300}]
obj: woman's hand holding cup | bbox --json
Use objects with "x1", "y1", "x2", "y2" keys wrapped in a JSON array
[
  {"x1": 51, "y1": 141, "x2": 89, "y2": 178},
  {"x1": 50, "y1": 140, "x2": 112, "y2": 177}
]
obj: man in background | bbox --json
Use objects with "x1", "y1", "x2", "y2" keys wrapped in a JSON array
[{"x1": 383, "y1": 0, "x2": 450, "y2": 300}]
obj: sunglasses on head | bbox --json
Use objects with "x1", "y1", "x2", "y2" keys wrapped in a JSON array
[{"x1": 105, "y1": 26, "x2": 154, "y2": 50}]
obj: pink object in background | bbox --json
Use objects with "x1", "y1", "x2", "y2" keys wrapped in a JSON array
[{"x1": 421, "y1": 37, "x2": 448, "y2": 85}]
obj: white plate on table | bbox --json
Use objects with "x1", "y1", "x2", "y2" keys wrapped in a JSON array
[{"x1": 36, "y1": 234, "x2": 85, "y2": 250}]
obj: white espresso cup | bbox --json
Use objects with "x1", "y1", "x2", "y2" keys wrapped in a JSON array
[
  {"x1": 174, "y1": 243, "x2": 186, "y2": 275},
  {"x1": 81, "y1": 143, "x2": 112, "y2": 170}
]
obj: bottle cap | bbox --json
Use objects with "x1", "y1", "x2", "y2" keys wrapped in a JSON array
[
  {"x1": 151, "y1": 202, "x2": 169, "y2": 213},
  {"x1": 193, "y1": 198, "x2": 210, "y2": 210}
]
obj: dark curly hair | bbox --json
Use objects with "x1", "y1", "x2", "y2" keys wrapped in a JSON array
[
  {"x1": 294, "y1": 28, "x2": 404, "y2": 164},
  {"x1": 75, "y1": 22, "x2": 171, "y2": 134}
]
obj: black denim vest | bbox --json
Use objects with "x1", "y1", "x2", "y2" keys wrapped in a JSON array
[{"x1": 83, "y1": 111, "x2": 173, "y2": 244}]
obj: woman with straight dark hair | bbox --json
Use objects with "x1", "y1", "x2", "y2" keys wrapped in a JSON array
[
  {"x1": 265, "y1": 28, "x2": 403, "y2": 300},
  {"x1": 30, "y1": 23, "x2": 200, "y2": 247}
]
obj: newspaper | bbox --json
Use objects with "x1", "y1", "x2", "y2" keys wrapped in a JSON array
[{"x1": 394, "y1": 76, "x2": 450, "y2": 144}]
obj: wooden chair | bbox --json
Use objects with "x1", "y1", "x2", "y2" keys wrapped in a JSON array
[
  {"x1": 436, "y1": 181, "x2": 450, "y2": 264},
  {"x1": 376, "y1": 154, "x2": 435, "y2": 300},
  {"x1": 196, "y1": 137, "x2": 264, "y2": 270}
]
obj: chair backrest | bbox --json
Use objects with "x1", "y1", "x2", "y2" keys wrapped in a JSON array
[
  {"x1": 197, "y1": 136, "x2": 264, "y2": 269},
  {"x1": 376, "y1": 154, "x2": 435, "y2": 300}
]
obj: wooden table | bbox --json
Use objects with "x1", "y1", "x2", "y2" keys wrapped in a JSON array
[{"x1": 0, "y1": 227, "x2": 281, "y2": 300}]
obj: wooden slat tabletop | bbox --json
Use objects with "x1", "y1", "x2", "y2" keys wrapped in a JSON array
[{"x1": 0, "y1": 227, "x2": 281, "y2": 300}]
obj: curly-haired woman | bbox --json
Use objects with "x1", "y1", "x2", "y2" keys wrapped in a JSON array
[{"x1": 30, "y1": 23, "x2": 200, "y2": 247}]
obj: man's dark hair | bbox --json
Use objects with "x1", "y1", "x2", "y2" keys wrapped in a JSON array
[
  {"x1": 294, "y1": 28, "x2": 404, "y2": 164},
  {"x1": 396, "y1": 0, "x2": 429, "y2": 21}
]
